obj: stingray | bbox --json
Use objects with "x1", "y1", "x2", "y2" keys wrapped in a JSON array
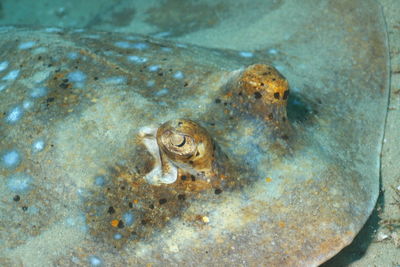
[{"x1": 0, "y1": 4, "x2": 388, "y2": 267}]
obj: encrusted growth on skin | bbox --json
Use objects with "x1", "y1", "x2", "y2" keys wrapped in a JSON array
[
  {"x1": 226, "y1": 64, "x2": 291, "y2": 138},
  {"x1": 85, "y1": 119, "x2": 240, "y2": 248}
]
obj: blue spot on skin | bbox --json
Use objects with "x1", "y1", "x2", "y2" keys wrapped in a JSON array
[
  {"x1": 84, "y1": 34, "x2": 100, "y2": 39},
  {"x1": 6, "y1": 106, "x2": 23, "y2": 123},
  {"x1": 67, "y1": 52, "x2": 79, "y2": 60},
  {"x1": 268, "y1": 49, "x2": 278, "y2": 54},
  {"x1": 94, "y1": 176, "x2": 105, "y2": 186},
  {"x1": 30, "y1": 87, "x2": 48, "y2": 98},
  {"x1": 127, "y1": 55, "x2": 148, "y2": 64},
  {"x1": 115, "y1": 41, "x2": 148, "y2": 50},
  {"x1": 18, "y1": 41, "x2": 37, "y2": 50},
  {"x1": 146, "y1": 80, "x2": 155, "y2": 87},
  {"x1": 114, "y1": 233, "x2": 122, "y2": 240},
  {"x1": 114, "y1": 41, "x2": 131, "y2": 49},
  {"x1": 173, "y1": 71, "x2": 184, "y2": 79},
  {"x1": 66, "y1": 217, "x2": 76, "y2": 226},
  {"x1": 148, "y1": 65, "x2": 160, "y2": 72},
  {"x1": 68, "y1": 71, "x2": 86, "y2": 83},
  {"x1": 155, "y1": 88, "x2": 169, "y2": 96},
  {"x1": 0, "y1": 84, "x2": 6, "y2": 91},
  {"x1": 0, "y1": 61, "x2": 8, "y2": 72},
  {"x1": 160, "y1": 47, "x2": 172, "y2": 53},
  {"x1": 45, "y1": 27, "x2": 62, "y2": 33},
  {"x1": 2, "y1": 150, "x2": 21, "y2": 168},
  {"x1": 27, "y1": 206, "x2": 39, "y2": 215},
  {"x1": 104, "y1": 76, "x2": 127, "y2": 85},
  {"x1": 132, "y1": 43, "x2": 148, "y2": 50},
  {"x1": 123, "y1": 212, "x2": 135, "y2": 226},
  {"x1": 153, "y1": 32, "x2": 171, "y2": 38},
  {"x1": 66, "y1": 214, "x2": 88, "y2": 232},
  {"x1": 7, "y1": 172, "x2": 32, "y2": 193},
  {"x1": 23, "y1": 100, "x2": 33, "y2": 110},
  {"x1": 72, "y1": 29, "x2": 85, "y2": 33},
  {"x1": 2, "y1": 69, "x2": 20, "y2": 81},
  {"x1": 32, "y1": 139, "x2": 45, "y2": 153},
  {"x1": 275, "y1": 65, "x2": 284, "y2": 72},
  {"x1": 88, "y1": 255, "x2": 103, "y2": 266},
  {"x1": 239, "y1": 51, "x2": 254, "y2": 58},
  {"x1": 125, "y1": 35, "x2": 139, "y2": 41}
]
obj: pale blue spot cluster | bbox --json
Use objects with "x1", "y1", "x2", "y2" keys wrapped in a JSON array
[
  {"x1": 27, "y1": 205, "x2": 39, "y2": 215},
  {"x1": 2, "y1": 150, "x2": 21, "y2": 168},
  {"x1": 32, "y1": 47, "x2": 48, "y2": 55},
  {"x1": 0, "y1": 26, "x2": 14, "y2": 32},
  {"x1": 131, "y1": 42, "x2": 148, "y2": 50},
  {"x1": 173, "y1": 71, "x2": 184, "y2": 79},
  {"x1": 94, "y1": 176, "x2": 105, "y2": 186},
  {"x1": 125, "y1": 36, "x2": 138, "y2": 41},
  {"x1": 176, "y1": 43, "x2": 187, "y2": 48},
  {"x1": 7, "y1": 172, "x2": 32, "y2": 193},
  {"x1": 32, "y1": 139, "x2": 45, "y2": 153},
  {"x1": 88, "y1": 255, "x2": 103, "y2": 266},
  {"x1": 67, "y1": 52, "x2": 79, "y2": 60},
  {"x1": 72, "y1": 28, "x2": 85, "y2": 33},
  {"x1": 6, "y1": 106, "x2": 23, "y2": 123},
  {"x1": 18, "y1": 41, "x2": 37, "y2": 50},
  {"x1": 66, "y1": 214, "x2": 89, "y2": 232},
  {"x1": 239, "y1": 51, "x2": 254, "y2": 58},
  {"x1": 0, "y1": 84, "x2": 6, "y2": 91},
  {"x1": 30, "y1": 87, "x2": 48, "y2": 98},
  {"x1": 268, "y1": 49, "x2": 278, "y2": 54},
  {"x1": 155, "y1": 88, "x2": 169, "y2": 96},
  {"x1": 84, "y1": 34, "x2": 100, "y2": 39},
  {"x1": 68, "y1": 71, "x2": 86, "y2": 83},
  {"x1": 2, "y1": 69, "x2": 20, "y2": 81},
  {"x1": 23, "y1": 100, "x2": 33, "y2": 110},
  {"x1": 127, "y1": 55, "x2": 148, "y2": 64},
  {"x1": 148, "y1": 65, "x2": 160, "y2": 72},
  {"x1": 104, "y1": 76, "x2": 127, "y2": 85},
  {"x1": 153, "y1": 32, "x2": 171, "y2": 38},
  {"x1": 71, "y1": 257, "x2": 80, "y2": 264},
  {"x1": 123, "y1": 212, "x2": 134, "y2": 226},
  {"x1": 0, "y1": 61, "x2": 8, "y2": 72},
  {"x1": 66, "y1": 215, "x2": 85, "y2": 227},
  {"x1": 114, "y1": 41, "x2": 148, "y2": 50},
  {"x1": 113, "y1": 233, "x2": 123, "y2": 240},
  {"x1": 45, "y1": 27, "x2": 62, "y2": 33},
  {"x1": 146, "y1": 80, "x2": 155, "y2": 87},
  {"x1": 160, "y1": 47, "x2": 172, "y2": 53},
  {"x1": 114, "y1": 41, "x2": 131, "y2": 49}
]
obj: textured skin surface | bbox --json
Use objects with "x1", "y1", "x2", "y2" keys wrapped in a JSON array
[{"x1": 0, "y1": 1, "x2": 389, "y2": 266}]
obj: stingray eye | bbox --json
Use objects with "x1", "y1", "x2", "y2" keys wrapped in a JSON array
[
  {"x1": 170, "y1": 133, "x2": 187, "y2": 148},
  {"x1": 160, "y1": 130, "x2": 197, "y2": 157}
]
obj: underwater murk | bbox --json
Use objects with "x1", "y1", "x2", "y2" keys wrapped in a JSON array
[{"x1": 0, "y1": 0, "x2": 390, "y2": 266}]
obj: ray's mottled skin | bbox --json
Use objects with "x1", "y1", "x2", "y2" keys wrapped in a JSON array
[{"x1": 0, "y1": 15, "x2": 388, "y2": 266}]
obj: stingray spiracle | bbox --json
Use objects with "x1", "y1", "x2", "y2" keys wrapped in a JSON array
[{"x1": 228, "y1": 64, "x2": 291, "y2": 128}]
